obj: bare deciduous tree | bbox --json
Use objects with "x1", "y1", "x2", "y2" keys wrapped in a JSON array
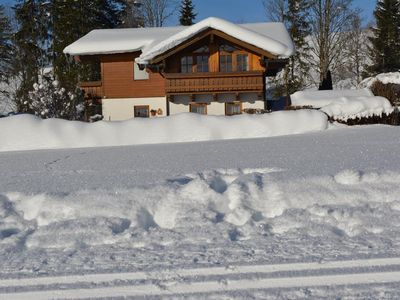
[
  {"x1": 122, "y1": 0, "x2": 145, "y2": 28},
  {"x1": 262, "y1": 0, "x2": 288, "y2": 22},
  {"x1": 307, "y1": 0, "x2": 356, "y2": 86},
  {"x1": 140, "y1": 0, "x2": 176, "y2": 27},
  {"x1": 341, "y1": 14, "x2": 369, "y2": 86}
]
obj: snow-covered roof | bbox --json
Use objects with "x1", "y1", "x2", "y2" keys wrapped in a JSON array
[{"x1": 63, "y1": 17, "x2": 295, "y2": 62}]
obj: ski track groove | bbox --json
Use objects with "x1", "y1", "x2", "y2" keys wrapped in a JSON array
[{"x1": 1, "y1": 257, "x2": 400, "y2": 299}]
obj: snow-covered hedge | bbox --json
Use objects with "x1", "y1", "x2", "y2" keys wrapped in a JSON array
[
  {"x1": 0, "y1": 111, "x2": 328, "y2": 152},
  {"x1": 290, "y1": 89, "x2": 394, "y2": 122},
  {"x1": 360, "y1": 72, "x2": 400, "y2": 88}
]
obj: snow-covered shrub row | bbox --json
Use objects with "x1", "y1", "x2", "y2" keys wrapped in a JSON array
[
  {"x1": 0, "y1": 111, "x2": 328, "y2": 152},
  {"x1": 2, "y1": 168, "x2": 400, "y2": 251},
  {"x1": 290, "y1": 89, "x2": 394, "y2": 122},
  {"x1": 360, "y1": 72, "x2": 400, "y2": 88}
]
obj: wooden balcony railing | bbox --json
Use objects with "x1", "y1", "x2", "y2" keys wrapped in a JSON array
[
  {"x1": 164, "y1": 71, "x2": 264, "y2": 95},
  {"x1": 79, "y1": 81, "x2": 103, "y2": 99}
]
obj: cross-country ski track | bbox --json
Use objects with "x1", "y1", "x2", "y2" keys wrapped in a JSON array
[{"x1": 1, "y1": 257, "x2": 400, "y2": 299}]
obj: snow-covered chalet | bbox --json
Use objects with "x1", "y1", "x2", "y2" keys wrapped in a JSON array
[{"x1": 64, "y1": 17, "x2": 295, "y2": 121}]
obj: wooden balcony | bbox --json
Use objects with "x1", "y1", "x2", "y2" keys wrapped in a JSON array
[
  {"x1": 79, "y1": 81, "x2": 103, "y2": 99},
  {"x1": 164, "y1": 71, "x2": 265, "y2": 95}
]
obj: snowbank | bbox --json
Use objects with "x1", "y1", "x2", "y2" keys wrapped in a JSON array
[
  {"x1": 291, "y1": 89, "x2": 374, "y2": 108},
  {"x1": 291, "y1": 89, "x2": 393, "y2": 121},
  {"x1": 0, "y1": 111, "x2": 328, "y2": 152},
  {"x1": 360, "y1": 72, "x2": 400, "y2": 88}
]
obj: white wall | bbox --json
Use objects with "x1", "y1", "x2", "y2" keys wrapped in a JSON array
[
  {"x1": 102, "y1": 97, "x2": 167, "y2": 121},
  {"x1": 169, "y1": 93, "x2": 265, "y2": 116}
]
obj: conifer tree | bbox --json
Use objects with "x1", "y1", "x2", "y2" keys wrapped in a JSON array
[
  {"x1": 11, "y1": 0, "x2": 125, "y2": 117},
  {"x1": 51, "y1": 0, "x2": 125, "y2": 90},
  {"x1": 12, "y1": 0, "x2": 50, "y2": 112},
  {"x1": 270, "y1": 0, "x2": 311, "y2": 97},
  {"x1": 283, "y1": 0, "x2": 311, "y2": 94},
  {"x1": 368, "y1": 0, "x2": 400, "y2": 75},
  {"x1": 179, "y1": 0, "x2": 196, "y2": 26},
  {"x1": 0, "y1": 5, "x2": 12, "y2": 86}
]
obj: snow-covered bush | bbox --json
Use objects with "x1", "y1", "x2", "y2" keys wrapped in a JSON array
[
  {"x1": 28, "y1": 75, "x2": 84, "y2": 120},
  {"x1": 290, "y1": 89, "x2": 396, "y2": 125},
  {"x1": 370, "y1": 80, "x2": 400, "y2": 106}
]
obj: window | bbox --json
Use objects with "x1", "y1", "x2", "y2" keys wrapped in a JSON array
[
  {"x1": 220, "y1": 54, "x2": 233, "y2": 72},
  {"x1": 219, "y1": 44, "x2": 237, "y2": 53},
  {"x1": 219, "y1": 44, "x2": 251, "y2": 72},
  {"x1": 134, "y1": 105, "x2": 149, "y2": 118},
  {"x1": 190, "y1": 103, "x2": 207, "y2": 115},
  {"x1": 181, "y1": 56, "x2": 193, "y2": 73},
  {"x1": 226, "y1": 102, "x2": 242, "y2": 116},
  {"x1": 196, "y1": 55, "x2": 209, "y2": 72},
  {"x1": 134, "y1": 63, "x2": 149, "y2": 80},
  {"x1": 193, "y1": 45, "x2": 210, "y2": 54},
  {"x1": 237, "y1": 54, "x2": 249, "y2": 72}
]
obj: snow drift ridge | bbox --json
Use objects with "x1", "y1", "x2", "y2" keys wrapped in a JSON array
[{"x1": 0, "y1": 111, "x2": 328, "y2": 152}]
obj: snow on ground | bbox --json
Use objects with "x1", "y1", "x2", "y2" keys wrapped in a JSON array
[
  {"x1": 1, "y1": 125, "x2": 400, "y2": 298},
  {"x1": 291, "y1": 89, "x2": 393, "y2": 121},
  {"x1": 2, "y1": 167, "x2": 400, "y2": 253},
  {"x1": 0, "y1": 110, "x2": 328, "y2": 152}
]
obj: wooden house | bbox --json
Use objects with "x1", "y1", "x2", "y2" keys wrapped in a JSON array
[{"x1": 64, "y1": 17, "x2": 295, "y2": 121}]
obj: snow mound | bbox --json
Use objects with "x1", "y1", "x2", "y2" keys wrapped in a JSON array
[
  {"x1": 291, "y1": 89, "x2": 374, "y2": 107},
  {"x1": 360, "y1": 72, "x2": 400, "y2": 88},
  {"x1": 2, "y1": 168, "x2": 400, "y2": 252},
  {"x1": 291, "y1": 89, "x2": 393, "y2": 121},
  {"x1": 0, "y1": 111, "x2": 328, "y2": 152},
  {"x1": 334, "y1": 169, "x2": 361, "y2": 185}
]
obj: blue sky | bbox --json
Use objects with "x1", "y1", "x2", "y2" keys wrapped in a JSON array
[
  {"x1": 1, "y1": 0, "x2": 376, "y2": 26},
  {"x1": 187, "y1": 0, "x2": 376, "y2": 26}
]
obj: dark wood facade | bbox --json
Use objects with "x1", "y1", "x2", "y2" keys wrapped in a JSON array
[
  {"x1": 79, "y1": 52, "x2": 165, "y2": 100},
  {"x1": 165, "y1": 71, "x2": 264, "y2": 95},
  {"x1": 79, "y1": 30, "x2": 286, "y2": 102}
]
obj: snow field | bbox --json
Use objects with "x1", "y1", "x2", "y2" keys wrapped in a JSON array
[
  {"x1": 1, "y1": 168, "x2": 400, "y2": 252},
  {"x1": 0, "y1": 110, "x2": 328, "y2": 152}
]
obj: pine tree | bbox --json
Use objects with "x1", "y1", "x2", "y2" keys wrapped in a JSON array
[
  {"x1": 51, "y1": 0, "x2": 125, "y2": 90},
  {"x1": 11, "y1": 0, "x2": 125, "y2": 118},
  {"x1": 368, "y1": 0, "x2": 400, "y2": 75},
  {"x1": 272, "y1": 0, "x2": 311, "y2": 97},
  {"x1": 12, "y1": 0, "x2": 50, "y2": 113},
  {"x1": 284, "y1": 0, "x2": 311, "y2": 94},
  {"x1": 179, "y1": 0, "x2": 196, "y2": 26},
  {"x1": 0, "y1": 5, "x2": 12, "y2": 86}
]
